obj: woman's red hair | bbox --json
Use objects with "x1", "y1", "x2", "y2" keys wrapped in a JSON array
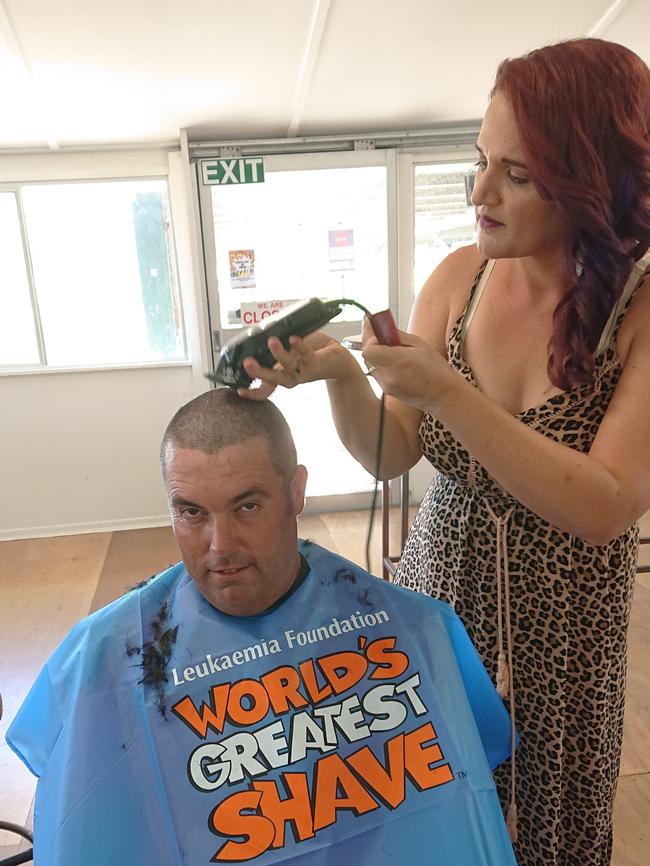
[{"x1": 493, "y1": 38, "x2": 650, "y2": 390}]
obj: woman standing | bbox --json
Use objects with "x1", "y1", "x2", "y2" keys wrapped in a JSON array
[{"x1": 241, "y1": 39, "x2": 650, "y2": 865}]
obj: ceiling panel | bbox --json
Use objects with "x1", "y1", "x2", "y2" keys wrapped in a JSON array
[
  {"x1": 302, "y1": 0, "x2": 611, "y2": 130},
  {"x1": 600, "y1": 0, "x2": 650, "y2": 61},
  {"x1": 1, "y1": 0, "x2": 315, "y2": 146},
  {"x1": 0, "y1": 0, "x2": 647, "y2": 150}
]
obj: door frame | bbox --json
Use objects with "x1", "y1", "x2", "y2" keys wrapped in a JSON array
[
  {"x1": 190, "y1": 136, "x2": 478, "y2": 511},
  {"x1": 194, "y1": 148, "x2": 399, "y2": 369}
]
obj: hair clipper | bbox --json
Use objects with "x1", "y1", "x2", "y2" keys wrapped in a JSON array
[{"x1": 209, "y1": 298, "x2": 343, "y2": 389}]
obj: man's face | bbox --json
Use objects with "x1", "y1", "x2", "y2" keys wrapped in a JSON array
[{"x1": 164, "y1": 437, "x2": 308, "y2": 617}]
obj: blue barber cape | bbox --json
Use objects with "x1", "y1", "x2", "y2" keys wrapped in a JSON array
[{"x1": 8, "y1": 540, "x2": 516, "y2": 865}]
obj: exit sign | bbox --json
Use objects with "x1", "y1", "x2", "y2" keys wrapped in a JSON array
[{"x1": 201, "y1": 157, "x2": 265, "y2": 186}]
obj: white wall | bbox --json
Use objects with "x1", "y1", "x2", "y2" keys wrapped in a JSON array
[
  {"x1": 0, "y1": 365, "x2": 197, "y2": 538},
  {"x1": 0, "y1": 148, "x2": 210, "y2": 539}
]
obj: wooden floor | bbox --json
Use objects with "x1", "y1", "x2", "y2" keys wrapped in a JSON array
[{"x1": 1, "y1": 509, "x2": 649, "y2": 864}]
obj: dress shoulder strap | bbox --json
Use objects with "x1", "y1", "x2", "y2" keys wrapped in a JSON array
[
  {"x1": 459, "y1": 259, "x2": 495, "y2": 344},
  {"x1": 595, "y1": 252, "x2": 650, "y2": 355}
]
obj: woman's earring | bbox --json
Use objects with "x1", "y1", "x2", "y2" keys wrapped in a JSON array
[{"x1": 575, "y1": 260, "x2": 584, "y2": 278}]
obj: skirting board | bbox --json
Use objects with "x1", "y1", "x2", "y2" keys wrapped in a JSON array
[{"x1": 0, "y1": 514, "x2": 172, "y2": 541}]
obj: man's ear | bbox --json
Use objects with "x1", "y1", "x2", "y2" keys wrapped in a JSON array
[{"x1": 290, "y1": 465, "x2": 308, "y2": 516}]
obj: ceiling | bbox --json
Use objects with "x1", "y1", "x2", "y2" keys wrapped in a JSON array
[{"x1": 0, "y1": 0, "x2": 647, "y2": 152}]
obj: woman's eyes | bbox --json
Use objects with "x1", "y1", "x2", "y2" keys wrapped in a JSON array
[
  {"x1": 507, "y1": 171, "x2": 530, "y2": 185},
  {"x1": 473, "y1": 159, "x2": 529, "y2": 185}
]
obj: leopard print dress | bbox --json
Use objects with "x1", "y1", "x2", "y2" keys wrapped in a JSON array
[{"x1": 395, "y1": 257, "x2": 648, "y2": 866}]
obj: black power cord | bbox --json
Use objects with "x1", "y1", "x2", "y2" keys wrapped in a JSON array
[
  {"x1": 0, "y1": 851, "x2": 33, "y2": 866},
  {"x1": 327, "y1": 299, "x2": 389, "y2": 577},
  {"x1": 328, "y1": 298, "x2": 373, "y2": 318},
  {"x1": 0, "y1": 821, "x2": 33, "y2": 865},
  {"x1": 365, "y1": 394, "x2": 386, "y2": 575}
]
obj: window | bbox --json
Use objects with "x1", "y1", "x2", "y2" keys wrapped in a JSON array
[
  {"x1": 208, "y1": 164, "x2": 388, "y2": 327},
  {"x1": 413, "y1": 162, "x2": 477, "y2": 292},
  {"x1": 0, "y1": 192, "x2": 40, "y2": 365},
  {"x1": 1, "y1": 178, "x2": 185, "y2": 369}
]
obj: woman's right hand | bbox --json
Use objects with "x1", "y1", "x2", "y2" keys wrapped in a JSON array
[{"x1": 237, "y1": 330, "x2": 361, "y2": 401}]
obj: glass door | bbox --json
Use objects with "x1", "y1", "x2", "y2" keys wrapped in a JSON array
[
  {"x1": 196, "y1": 149, "x2": 397, "y2": 510},
  {"x1": 396, "y1": 151, "x2": 478, "y2": 504},
  {"x1": 412, "y1": 160, "x2": 477, "y2": 292}
]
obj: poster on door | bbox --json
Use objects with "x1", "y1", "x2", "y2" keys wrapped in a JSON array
[
  {"x1": 328, "y1": 229, "x2": 354, "y2": 271},
  {"x1": 239, "y1": 299, "x2": 299, "y2": 326},
  {"x1": 229, "y1": 249, "x2": 256, "y2": 289}
]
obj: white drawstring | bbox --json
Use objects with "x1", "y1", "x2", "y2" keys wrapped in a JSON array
[{"x1": 486, "y1": 501, "x2": 518, "y2": 844}]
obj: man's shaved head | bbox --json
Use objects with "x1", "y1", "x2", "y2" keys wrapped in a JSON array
[{"x1": 160, "y1": 388, "x2": 297, "y2": 482}]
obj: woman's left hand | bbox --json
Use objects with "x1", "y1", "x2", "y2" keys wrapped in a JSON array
[{"x1": 361, "y1": 318, "x2": 458, "y2": 412}]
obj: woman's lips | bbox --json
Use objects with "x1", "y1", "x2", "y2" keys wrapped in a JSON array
[{"x1": 479, "y1": 215, "x2": 504, "y2": 230}]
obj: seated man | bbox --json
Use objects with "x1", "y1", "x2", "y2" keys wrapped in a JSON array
[{"x1": 7, "y1": 389, "x2": 516, "y2": 866}]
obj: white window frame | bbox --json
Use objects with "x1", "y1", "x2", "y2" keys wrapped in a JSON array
[
  {"x1": 195, "y1": 148, "x2": 399, "y2": 371},
  {"x1": 396, "y1": 147, "x2": 478, "y2": 323},
  {"x1": 0, "y1": 151, "x2": 189, "y2": 377}
]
